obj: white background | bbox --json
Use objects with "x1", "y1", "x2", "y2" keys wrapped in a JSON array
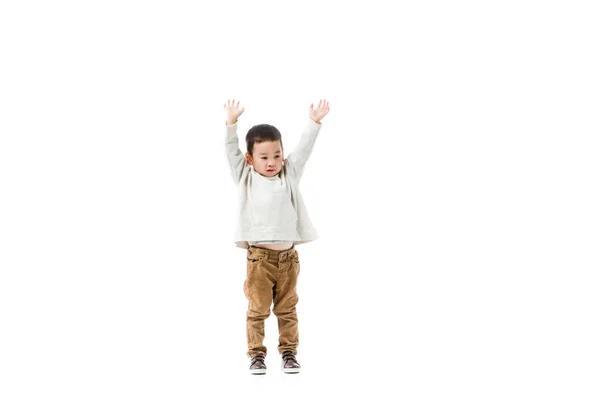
[{"x1": 1, "y1": 0, "x2": 599, "y2": 399}]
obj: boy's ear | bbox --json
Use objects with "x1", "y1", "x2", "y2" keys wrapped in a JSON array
[{"x1": 245, "y1": 152, "x2": 253, "y2": 165}]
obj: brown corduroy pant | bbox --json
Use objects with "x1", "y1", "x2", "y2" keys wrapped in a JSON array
[{"x1": 244, "y1": 244, "x2": 300, "y2": 358}]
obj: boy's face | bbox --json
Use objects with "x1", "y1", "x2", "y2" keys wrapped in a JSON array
[{"x1": 246, "y1": 140, "x2": 284, "y2": 177}]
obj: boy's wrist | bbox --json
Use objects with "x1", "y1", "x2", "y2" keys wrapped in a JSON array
[{"x1": 226, "y1": 119, "x2": 237, "y2": 125}]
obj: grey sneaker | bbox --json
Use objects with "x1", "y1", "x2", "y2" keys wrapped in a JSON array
[
  {"x1": 281, "y1": 351, "x2": 300, "y2": 374},
  {"x1": 249, "y1": 354, "x2": 266, "y2": 375}
]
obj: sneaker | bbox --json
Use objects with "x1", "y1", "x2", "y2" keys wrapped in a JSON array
[
  {"x1": 281, "y1": 351, "x2": 301, "y2": 374},
  {"x1": 249, "y1": 354, "x2": 266, "y2": 375}
]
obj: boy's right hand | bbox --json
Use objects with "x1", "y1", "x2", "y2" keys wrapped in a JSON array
[{"x1": 224, "y1": 99, "x2": 245, "y2": 125}]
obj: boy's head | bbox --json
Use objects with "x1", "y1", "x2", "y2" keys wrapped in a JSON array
[{"x1": 245, "y1": 124, "x2": 284, "y2": 177}]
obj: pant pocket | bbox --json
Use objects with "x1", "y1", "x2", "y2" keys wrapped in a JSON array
[{"x1": 291, "y1": 254, "x2": 300, "y2": 273}]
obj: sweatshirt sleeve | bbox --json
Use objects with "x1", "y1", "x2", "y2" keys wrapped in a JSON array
[
  {"x1": 285, "y1": 118, "x2": 322, "y2": 181},
  {"x1": 224, "y1": 121, "x2": 247, "y2": 184}
]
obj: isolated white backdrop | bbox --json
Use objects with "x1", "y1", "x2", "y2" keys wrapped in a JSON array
[{"x1": 1, "y1": 1, "x2": 599, "y2": 399}]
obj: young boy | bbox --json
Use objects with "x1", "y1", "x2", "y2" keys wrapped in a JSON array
[{"x1": 223, "y1": 98, "x2": 330, "y2": 374}]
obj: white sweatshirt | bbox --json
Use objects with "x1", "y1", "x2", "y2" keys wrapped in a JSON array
[{"x1": 225, "y1": 118, "x2": 322, "y2": 249}]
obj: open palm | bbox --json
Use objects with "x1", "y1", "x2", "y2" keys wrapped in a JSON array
[
  {"x1": 224, "y1": 99, "x2": 245, "y2": 123},
  {"x1": 309, "y1": 99, "x2": 330, "y2": 123}
]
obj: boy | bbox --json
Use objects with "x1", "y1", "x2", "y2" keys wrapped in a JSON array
[{"x1": 223, "y1": 98, "x2": 330, "y2": 374}]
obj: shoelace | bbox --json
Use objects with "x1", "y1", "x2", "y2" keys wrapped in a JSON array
[
  {"x1": 282, "y1": 353, "x2": 298, "y2": 364},
  {"x1": 251, "y1": 355, "x2": 265, "y2": 367}
]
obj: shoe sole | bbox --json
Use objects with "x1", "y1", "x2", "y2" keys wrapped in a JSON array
[
  {"x1": 283, "y1": 368, "x2": 300, "y2": 374},
  {"x1": 250, "y1": 369, "x2": 266, "y2": 375}
]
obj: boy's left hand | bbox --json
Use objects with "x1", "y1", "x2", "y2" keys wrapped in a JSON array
[{"x1": 309, "y1": 99, "x2": 330, "y2": 124}]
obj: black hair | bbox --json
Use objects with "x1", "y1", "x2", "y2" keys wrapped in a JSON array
[{"x1": 245, "y1": 124, "x2": 283, "y2": 156}]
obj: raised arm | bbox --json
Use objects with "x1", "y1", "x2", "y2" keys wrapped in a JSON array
[
  {"x1": 285, "y1": 99, "x2": 330, "y2": 181},
  {"x1": 224, "y1": 99, "x2": 247, "y2": 184}
]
